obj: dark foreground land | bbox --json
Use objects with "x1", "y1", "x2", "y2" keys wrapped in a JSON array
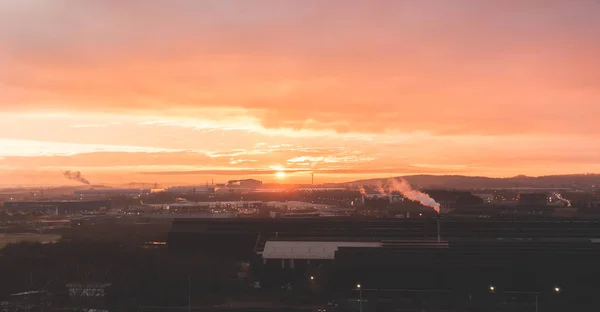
[{"x1": 1, "y1": 217, "x2": 600, "y2": 311}]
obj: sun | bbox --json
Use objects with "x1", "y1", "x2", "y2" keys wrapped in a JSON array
[{"x1": 275, "y1": 171, "x2": 286, "y2": 179}]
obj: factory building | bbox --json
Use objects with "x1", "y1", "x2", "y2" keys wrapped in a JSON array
[
  {"x1": 169, "y1": 217, "x2": 600, "y2": 259},
  {"x1": 361, "y1": 194, "x2": 402, "y2": 214},
  {"x1": 518, "y1": 193, "x2": 549, "y2": 206},
  {"x1": 165, "y1": 186, "x2": 216, "y2": 194},
  {"x1": 166, "y1": 217, "x2": 600, "y2": 309},
  {"x1": 262, "y1": 239, "x2": 382, "y2": 268},
  {"x1": 362, "y1": 193, "x2": 402, "y2": 204},
  {"x1": 74, "y1": 188, "x2": 155, "y2": 197},
  {"x1": 330, "y1": 239, "x2": 600, "y2": 307},
  {"x1": 425, "y1": 190, "x2": 484, "y2": 211},
  {"x1": 227, "y1": 179, "x2": 263, "y2": 189},
  {"x1": 3, "y1": 200, "x2": 111, "y2": 215}
]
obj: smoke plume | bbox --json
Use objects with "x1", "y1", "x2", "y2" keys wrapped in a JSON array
[
  {"x1": 63, "y1": 170, "x2": 90, "y2": 185},
  {"x1": 358, "y1": 185, "x2": 366, "y2": 196},
  {"x1": 375, "y1": 182, "x2": 386, "y2": 194},
  {"x1": 388, "y1": 178, "x2": 440, "y2": 213}
]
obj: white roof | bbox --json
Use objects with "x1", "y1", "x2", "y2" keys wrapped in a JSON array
[{"x1": 262, "y1": 240, "x2": 381, "y2": 260}]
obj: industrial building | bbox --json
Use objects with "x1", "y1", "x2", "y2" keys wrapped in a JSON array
[
  {"x1": 227, "y1": 179, "x2": 263, "y2": 189},
  {"x1": 167, "y1": 217, "x2": 600, "y2": 309},
  {"x1": 74, "y1": 188, "x2": 155, "y2": 197},
  {"x1": 3, "y1": 200, "x2": 111, "y2": 215},
  {"x1": 361, "y1": 193, "x2": 402, "y2": 204},
  {"x1": 167, "y1": 217, "x2": 600, "y2": 261},
  {"x1": 518, "y1": 193, "x2": 550, "y2": 206},
  {"x1": 165, "y1": 186, "x2": 216, "y2": 194},
  {"x1": 424, "y1": 190, "x2": 485, "y2": 212},
  {"x1": 361, "y1": 191, "x2": 485, "y2": 215},
  {"x1": 361, "y1": 194, "x2": 402, "y2": 214}
]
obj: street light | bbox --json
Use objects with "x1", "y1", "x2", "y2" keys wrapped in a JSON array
[
  {"x1": 310, "y1": 276, "x2": 314, "y2": 280},
  {"x1": 489, "y1": 285, "x2": 495, "y2": 292},
  {"x1": 554, "y1": 286, "x2": 561, "y2": 293},
  {"x1": 356, "y1": 284, "x2": 363, "y2": 312}
]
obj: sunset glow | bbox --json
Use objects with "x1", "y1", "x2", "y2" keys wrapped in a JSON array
[
  {"x1": 1, "y1": 1, "x2": 599, "y2": 186},
  {"x1": 275, "y1": 171, "x2": 286, "y2": 179}
]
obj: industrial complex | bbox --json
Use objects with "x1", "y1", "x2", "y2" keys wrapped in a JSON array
[
  {"x1": 168, "y1": 217, "x2": 600, "y2": 310},
  {"x1": 3, "y1": 200, "x2": 110, "y2": 215},
  {"x1": 1, "y1": 177, "x2": 600, "y2": 310}
]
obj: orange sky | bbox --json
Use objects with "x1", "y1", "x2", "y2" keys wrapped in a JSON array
[{"x1": 1, "y1": 1, "x2": 599, "y2": 186}]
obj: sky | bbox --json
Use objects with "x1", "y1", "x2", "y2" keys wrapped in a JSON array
[{"x1": 1, "y1": 0, "x2": 599, "y2": 186}]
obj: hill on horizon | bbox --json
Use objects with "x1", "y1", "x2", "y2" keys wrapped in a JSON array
[{"x1": 347, "y1": 174, "x2": 600, "y2": 190}]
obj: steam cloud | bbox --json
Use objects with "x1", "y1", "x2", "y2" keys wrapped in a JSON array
[
  {"x1": 360, "y1": 178, "x2": 440, "y2": 213},
  {"x1": 63, "y1": 170, "x2": 90, "y2": 185},
  {"x1": 387, "y1": 178, "x2": 440, "y2": 214},
  {"x1": 358, "y1": 185, "x2": 366, "y2": 196},
  {"x1": 375, "y1": 182, "x2": 386, "y2": 194}
]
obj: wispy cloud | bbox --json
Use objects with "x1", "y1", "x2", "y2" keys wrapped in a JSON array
[
  {"x1": 69, "y1": 122, "x2": 122, "y2": 128},
  {"x1": 0, "y1": 138, "x2": 184, "y2": 157},
  {"x1": 287, "y1": 155, "x2": 375, "y2": 164},
  {"x1": 1, "y1": 0, "x2": 598, "y2": 136}
]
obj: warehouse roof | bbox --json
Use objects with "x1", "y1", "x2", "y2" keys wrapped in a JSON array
[{"x1": 262, "y1": 240, "x2": 381, "y2": 260}]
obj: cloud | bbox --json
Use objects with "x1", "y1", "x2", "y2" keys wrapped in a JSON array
[
  {"x1": 0, "y1": 145, "x2": 377, "y2": 173},
  {"x1": 139, "y1": 166, "x2": 464, "y2": 176},
  {"x1": 0, "y1": 151, "x2": 213, "y2": 168},
  {"x1": 1, "y1": 1, "x2": 600, "y2": 185},
  {"x1": 287, "y1": 155, "x2": 375, "y2": 165},
  {"x1": 1, "y1": 1, "x2": 599, "y2": 136},
  {"x1": 0, "y1": 138, "x2": 183, "y2": 157}
]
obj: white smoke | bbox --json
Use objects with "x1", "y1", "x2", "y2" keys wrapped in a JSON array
[
  {"x1": 375, "y1": 182, "x2": 386, "y2": 194},
  {"x1": 358, "y1": 185, "x2": 366, "y2": 196},
  {"x1": 388, "y1": 178, "x2": 440, "y2": 214}
]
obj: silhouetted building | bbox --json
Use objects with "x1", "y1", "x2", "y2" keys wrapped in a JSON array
[
  {"x1": 362, "y1": 194, "x2": 401, "y2": 215},
  {"x1": 518, "y1": 193, "x2": 548, "y2": 206},
  {"x1": 455, "y1": 193, "x2": 485, "y2": 206},
  {"x1": 424, "y1": 190, "x2": 483, "y2": 212},
  {"x1": 166, "y1": 186, "x2": 216, "y2": 194},
  {"x1": 227, "y1": 179, "x2": 263, "y2": 189},
  {"x1": 331, "y1": 239, "x2": 600, "y2": 309},
  {"x1": 387, "y1": 201, "x2": 438, "y2": 218},
  {"x1": 168, "y1": 218, "x2": 600, "y2": 310}
]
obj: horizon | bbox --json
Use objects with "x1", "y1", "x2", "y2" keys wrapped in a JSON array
[
  {"x1": 2, "y1": 1, "x2": 600, "y2": 186},
  {"x1": 1, "y1": 172, "x2": 599, "y2": 189}
]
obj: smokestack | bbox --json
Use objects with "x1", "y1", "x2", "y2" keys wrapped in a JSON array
[
  {"x1": 386, "y1": 178, "x2": 440, "y2": 213},
  {"x1": 311, "y1": 173, "x2": 314, "y2": 185},
  {"x1": 437, "y1": 215, "x2": 441, "y2": 243},
  {"x1": 63, "y1": 171, "x2": 90, "y2": 185}
]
